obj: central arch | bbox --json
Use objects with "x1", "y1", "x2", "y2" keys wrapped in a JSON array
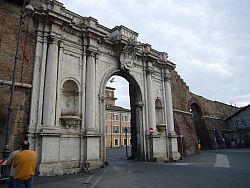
[{"x1": 99, "y1": 70, "x2": 144, "y2": 162}]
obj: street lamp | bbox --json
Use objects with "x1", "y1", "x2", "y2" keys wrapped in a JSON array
[{"x1": 2, "y1": 0, "x2": 34, "y2": 159}]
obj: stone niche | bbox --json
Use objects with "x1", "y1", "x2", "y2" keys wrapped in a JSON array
[
  {"x1": 155, "y1": 99, "x2": 164, "y2": 124},
  {"x1": 60, "y1": 80, "x2": 81, "y2": 128}
]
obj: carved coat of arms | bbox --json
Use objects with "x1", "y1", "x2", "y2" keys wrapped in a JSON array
[{"x1": 120, "y1": 41, "x2": 137, "y2": 71}]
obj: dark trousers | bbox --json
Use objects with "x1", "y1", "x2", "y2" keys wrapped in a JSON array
[
  {"x1": 8, "y1": 176, "x2": 16, "y2": 188},
  {"x1": 14, "y1": 177, "x2": 33, "y2": 188}
]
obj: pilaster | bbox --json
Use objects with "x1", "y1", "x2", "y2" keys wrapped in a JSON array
[{"x1": 29, "y1": 23, "x2": 44, "y2": 129}]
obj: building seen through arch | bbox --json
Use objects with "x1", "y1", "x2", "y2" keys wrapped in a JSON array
[{"x1": 105, "y1": 86, "x2": 131, "y2": 148}]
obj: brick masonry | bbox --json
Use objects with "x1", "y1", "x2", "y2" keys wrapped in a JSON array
[
  {"x1": 0, "y1": 1, "x2": 36, "y2": 156},
  {"x1": 171, "y1": 70, "x2": 239, "y2": 156}
]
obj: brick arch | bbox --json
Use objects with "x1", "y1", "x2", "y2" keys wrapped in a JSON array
[
  {"x1": 189, "y1": 99, "x2": 213, "y2": 150},
  {"x1": 188, "y1": 97, "x2": 205, "y2": 115}
]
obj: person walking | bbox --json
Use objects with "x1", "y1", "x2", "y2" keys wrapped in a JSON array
[
  {"x1": 12, "y1": 140, "x2": 37, "y2": 188},
  {"x1": 4, "y1": 149, "x2": 20, "y2": 188}
]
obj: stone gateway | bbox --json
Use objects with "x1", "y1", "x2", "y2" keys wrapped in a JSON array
[
  {"x1": 1, "y1": 0, "x2": 240, "y2": 177},
  {"x1": 28, "y1": 1, "x2": 180, "y2": 175}
]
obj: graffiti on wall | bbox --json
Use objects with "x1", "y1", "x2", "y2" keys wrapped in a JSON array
[{"x1": 229, "y1": 118, "x2": 250, "y2": 129}]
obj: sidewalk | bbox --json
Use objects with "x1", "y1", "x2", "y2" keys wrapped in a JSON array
[
  {"x1": 35, "y1": 172, "x2": 98, "y2": 188},
  {"x1": 0, "y1": 147, "x2": 128, "y2": 188},
  {"x1": 0, "y1": 170, "x2": 101, "y2": 188}
]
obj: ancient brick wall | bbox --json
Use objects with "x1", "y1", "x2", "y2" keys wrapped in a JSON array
[
  {"x1": 171, "y1": 70, "x2": 239, "y2": 157},
  {"x1": 0, "y1": 0, "x2": 37, "y2": 156}
]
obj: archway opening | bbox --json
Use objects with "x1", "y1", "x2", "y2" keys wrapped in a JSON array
[
  {"x1": 104, "y1": 73, "x2": 143, "y2": 162},
  {"x1": 191, "y1": 103, "x2": 212, "y2": 150}
]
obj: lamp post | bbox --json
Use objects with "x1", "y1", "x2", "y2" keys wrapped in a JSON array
[
  {"x1": 2, "y1": 0, "x2": 34, "y2": 159},
  {"x1": 125, "y1": 127, "x2": 128, "y2": 158}
]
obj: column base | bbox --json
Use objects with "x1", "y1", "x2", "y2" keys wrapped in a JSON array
[
  {"x1": 39, "y1": 162, "x2": 63, "y2": 176},
  {"x1": 168, "y1": 133, "x2": 181, "y2": 161},
  {"x1": 146, "y1": 135, "x2": 168, "y2": 162},
  {"x1": 169, "y1": 151, "x2": 181, "y2": 161}
]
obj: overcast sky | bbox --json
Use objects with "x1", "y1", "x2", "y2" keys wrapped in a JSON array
[{"x1": 60, "y1": 0, "x2": 250, "y2": 108}]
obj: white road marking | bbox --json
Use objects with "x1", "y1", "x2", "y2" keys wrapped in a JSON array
[
  {"x1": 83, "y1": 175, "x2": 93, "y2": 184},
  {"x1": 89, "y1": 168, "x2": 107, "y2": 188},
  {"x1": 215, "y1": 154, "x2": 230, "y2": 168},
  {"x1": 169, "y1": 163, "x2": 190, "y2": 165},
  {"x1": 112, "y1": 165, "x2": 119, "y2": 171}
]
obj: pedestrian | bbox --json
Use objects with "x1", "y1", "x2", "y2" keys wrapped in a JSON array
[
  {"x1": 4, "y1": 149, "x2": 20, "y2": 188},
  {"x1": 12, "y1": 140, "x2": 37, "y2": 188}
]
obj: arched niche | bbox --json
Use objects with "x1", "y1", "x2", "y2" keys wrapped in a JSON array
[
  {"x1": 155, "y1": 98, "x2": 165, "y2": 133},
  {"x1": 155, "y1": 98, "x2": 164, "y2": 125},
  {"x1": 60, "y1": 80, "x2": 81, "y2": 127}
]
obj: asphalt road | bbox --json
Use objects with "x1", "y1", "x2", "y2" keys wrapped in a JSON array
[
  {"x1": 1, "y1": 148, "x2": 249, "y2": 188},
  {"x1": 85, "y1": 148, "x2": 250, "y2": 188}
]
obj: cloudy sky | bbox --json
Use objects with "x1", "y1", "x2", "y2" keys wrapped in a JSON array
[{"x1": 61, "y1": 0, "x2": 250, "y2": 108}]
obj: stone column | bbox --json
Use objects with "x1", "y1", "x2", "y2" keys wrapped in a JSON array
[
  {"x1": 164, "y1": 76, "x2": 175, "y2": 134},
  {"x1": 146, "y1": 67, "x2": 156, "y2": 131},
  {"x1": 85, "y1": 50, "x2": 96, "y2": 132},
  {"x1": 164, "y1": 75, "x2": 180, "y2": 161},
  {"x1": 42, "y1": 36, "x2": 59, "y2": 127},
  {"x1": 39, "y1": 36, "x2": 63, "y2": 176}
]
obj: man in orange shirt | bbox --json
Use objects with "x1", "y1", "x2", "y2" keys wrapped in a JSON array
[{"x1": 12, "y1": 140, "x2": 37, "y2": 188}]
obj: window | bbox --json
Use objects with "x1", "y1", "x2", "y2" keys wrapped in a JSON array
[
  {"x1": 123, "y1": 138, "x2": 127, "y2": 145},
  {"x1": 122, "y1": 115, "x2": 128, "y2": 121},
  {"x1": 113, "y1": 125, "x2": 119, "y2": 133},
  {"x1": 113, "y1": 114, "x2": 118, "y2": 121},
  {"x1": 127, "y1": 127, "x2": 131, "y2": 133},
  {"x1": 114, "y1": 138, "x2": 119, "y2": 146},
  {"x1": 122, "y1": 126, "x2": 127, "y2": 133}
]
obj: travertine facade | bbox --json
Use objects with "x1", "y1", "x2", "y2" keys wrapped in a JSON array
[{"x1": 27, "y1": 0, "x2": 180, "y2": 175}]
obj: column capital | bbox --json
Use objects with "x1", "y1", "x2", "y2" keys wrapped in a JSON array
[
  {"x1": 98, "y1": 94, "x2": 105, "y2": 101},
  {"x1": 164, "y1": 74, "x2": 171, "y2": 82},
  {"x1": 36, "y1": 33, "x2": 44, "y2": 43},
  {"x1": 135, "y1": 101, "x2": 144, "y2": 107},
  {"x1": 47, "y1": 34, "x2": 61, "y2": 44},
  {"x1": 146, "y1": 67, "x2": 154, "y2": 75},
  {"x1": 86, "y1": 45, "x2": 98, "y2": 56}
]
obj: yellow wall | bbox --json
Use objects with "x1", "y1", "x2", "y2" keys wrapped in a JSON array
[{"x1": 106, "y1": 111, "x2": 131, "y2": 148}]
